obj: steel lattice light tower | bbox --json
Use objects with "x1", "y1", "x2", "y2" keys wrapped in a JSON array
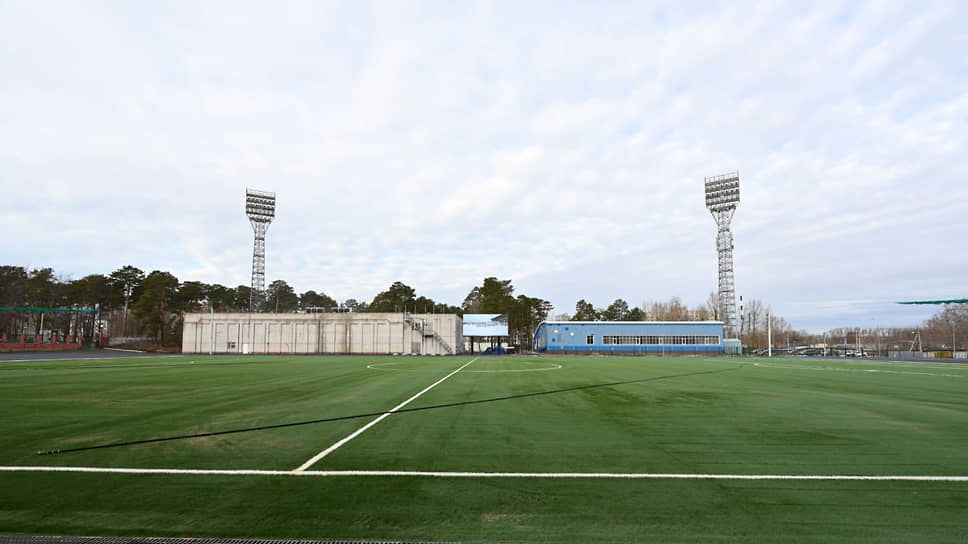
[
  {"x1": 245, "y1": 188, "x2": 276, "y2": 312},
  {"x1": 705, "y1": 171, "x2": 740, "y2": 339}
]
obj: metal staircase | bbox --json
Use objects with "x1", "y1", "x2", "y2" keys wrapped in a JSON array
[{"x1": 403, "y1": 312, "x2": 454, "y2": 355}]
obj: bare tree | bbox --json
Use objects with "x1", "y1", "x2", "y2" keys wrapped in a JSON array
[
  {"x1": 922, "y1": 303, "x2": 968, "y2": 351},
  {"x1": 706, "y1": 291, "x2": 720, "y2": 321},
  {"x1": 744, "y1": 299, "x2": 764, "y2": 347}
]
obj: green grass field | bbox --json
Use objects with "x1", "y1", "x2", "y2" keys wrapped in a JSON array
[{"x1": 1, "y1": 354, "x2": 967, "y2": 542}]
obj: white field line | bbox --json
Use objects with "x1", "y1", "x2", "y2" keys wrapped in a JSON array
[
  {"x1": 294, "y1": 357, "x2": 480, "y2": 472},
  {"x1": 0, "y1": 354, "x2": 180, "y2": 363},
  {"x1": 366, "y1": 362, "x2": 418, "y2": 371},
  {"x1": 752, "y1": 362, "x2": 962, "y2": 378},
  {"x1": 2, "y1": 466, "x2": 967, "y2": 481}
]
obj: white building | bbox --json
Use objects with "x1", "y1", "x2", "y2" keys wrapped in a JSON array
[{"x1": 182, "y1": 312, "x2": 460, "y2": 355}]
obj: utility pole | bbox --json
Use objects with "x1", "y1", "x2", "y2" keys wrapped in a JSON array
[
  {"x1": 952, "y1": 320, "x2": 957, "y2": 358},
  {"x1": 121, "y1": 283, "x2": 131, "y2": 337},
  {"x1": 767, "y1": 308, "x2": 772, "y2": 357},
  {"x1": 209, "y1": 303, "x2": 215, "y2": 356}
]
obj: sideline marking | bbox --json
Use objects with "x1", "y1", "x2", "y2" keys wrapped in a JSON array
[
  {"x1": 0, "y1": 354, "x2": 181, "y2": 364},
  {"x1": 1, "y1": 360, "x2": 201, "y2": 373},
  {"x1": 752, "y1": 362, "x2": 963, "y2": 378},
  {"x1": 294, "y1": 357, "x2": 480, "y2": 472},
  {"x1": 2, "y1": 466, "x2": 966, "y2": 481}
]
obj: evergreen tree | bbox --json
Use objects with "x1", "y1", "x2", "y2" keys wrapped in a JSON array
[
  {"x1": 300, "y1": 290, "x2": 337, "y2": 311},
  {"x1": 132, "y1": 271, "x2": 180, "y2": 344},
  {"x1": 368, "y1": 281, "x2": 417, "y2": 312},
  {"x1": 601, "y1": 299, "x2": 631, "y2": 321},
  {"x1": 572, "y1": 299, "x2": 600, "y2": 321},
  {"x1": 265, "y1": 280, "x2": 299, "y2": 313}
]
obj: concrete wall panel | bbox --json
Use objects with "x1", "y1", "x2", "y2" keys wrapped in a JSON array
[{"x1": 183, "y1": 312, "x2": 462, "y2": 355}]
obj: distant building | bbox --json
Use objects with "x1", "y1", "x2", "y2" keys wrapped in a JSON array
[
  {"x1": 182, "y1": 312, "x2": 460, "y2": 355},
  {"x1": 535, "y1": 321, "x2": 739, "y2": 354}
]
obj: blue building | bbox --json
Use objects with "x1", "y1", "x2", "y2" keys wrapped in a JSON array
[{"x1": 535, "y1": 321, "x2": 735, "y2": 354}]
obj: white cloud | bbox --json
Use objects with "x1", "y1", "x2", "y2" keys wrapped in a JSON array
[{"x1": 1, "y1": 1, "x2": 965, "y2": 331}]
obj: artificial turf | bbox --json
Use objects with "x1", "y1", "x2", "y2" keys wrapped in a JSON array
[{"x1": 1, "y1": 354, "x2": 966, "y2": 542}]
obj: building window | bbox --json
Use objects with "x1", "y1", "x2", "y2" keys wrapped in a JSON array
[
  {"x1": 586, "y1": 335, "x2": 594, "y2": 345},
  {"x1": 599, "y1": 335, "x2": 719, "y2": 346},
  {"x1": 227, "y1": 341, "x2": 237, "y2": 349}
]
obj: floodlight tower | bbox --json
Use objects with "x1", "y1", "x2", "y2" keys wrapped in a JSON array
[
  {"x1": 245, "y1": 188, "x2": 276, "y2": 312},
  {"x1": 705, "y1": 171, "x2": 740, "y2": 339}
]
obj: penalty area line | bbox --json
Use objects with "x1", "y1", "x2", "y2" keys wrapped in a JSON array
[{"x1": 2, "y1": 466, "x2": 967, "y2": 481}]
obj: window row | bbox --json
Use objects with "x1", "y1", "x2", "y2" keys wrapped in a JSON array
[{"x1": 600, "y1": 335, "x2": 720, "y2": 346}]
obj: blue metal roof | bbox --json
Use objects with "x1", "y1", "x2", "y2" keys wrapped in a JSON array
[{"x1": 540, "y1": 320, "x2": 724, "y2": 325}]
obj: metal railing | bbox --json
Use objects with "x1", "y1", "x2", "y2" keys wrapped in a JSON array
[{"x1": 403, "y1": 312, "x2": 453, "y2": 354}]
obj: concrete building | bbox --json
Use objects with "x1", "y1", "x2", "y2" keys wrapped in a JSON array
[
  {"x1": 535, "y1": 321, "x2": 739, "y2": 354},
  {"x1": 182, "y1": 312, "x2": 460, "y2": 355}
]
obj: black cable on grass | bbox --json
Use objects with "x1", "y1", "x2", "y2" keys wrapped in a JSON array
[{"x1": 36, "y1": 363, "x2": 745, "y2": 456}]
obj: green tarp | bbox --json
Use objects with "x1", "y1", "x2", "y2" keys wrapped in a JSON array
[
  {"x1": 0, "y1": 307, "x2": 97, "y2": 314},
  {"x1": 897, "y1": 299, "x2": 968, "y2": 305}
]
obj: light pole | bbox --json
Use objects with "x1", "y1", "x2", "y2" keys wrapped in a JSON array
[
  {"x1": 209, "y1": 302, "x2": 215, "y2": 356},
  {"x1": 951, "y1": 319, "x2": 956, "y2": 358},
  {"x1": 871, "y1": 319, "x2": 878, "y2": 357},
  {"x1": 766, "y1": 308, "x2": 772, "y2": 357},
  {"x1": 705, "y1": 171, "x2": 741, "y2": 340},
  {"x1": 245, "y1": 188, "x2": 276, "y2": 312}
]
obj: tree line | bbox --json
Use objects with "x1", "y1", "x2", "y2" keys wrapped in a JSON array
[
  {"x1": 4, "y1": 263, "x2": 963, "y2": 353},
  {"x1": 562, "y1": 293, "x2": 801, "y2": 350},
  {"x1": 566, "y1": 293, "x2": 725, "y2": 322},
  {"x1": 561, "y1": 293, "x2": 966, "y2": 354},
  {"x1": 0, "y1": 265, "x2": 553, "y2": 350},
  {"x1": 736, "y1": 300, "x2": 967, "y2": 354}
]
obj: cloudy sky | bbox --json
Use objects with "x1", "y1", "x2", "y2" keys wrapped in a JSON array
[{"x1": 2, "y1": 1, "x2": 965, "y2": 332}]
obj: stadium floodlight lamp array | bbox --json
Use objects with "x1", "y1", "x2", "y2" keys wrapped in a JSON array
[
  {"x1": 704, "y1": 171, "x2": 740, "y2": 339},
  {"x1": 245, "y1": 188, "x2": 276, "y2": 312},
  {"x1": 704, "y1": 172, "x2": 740, "y2": 211}
]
